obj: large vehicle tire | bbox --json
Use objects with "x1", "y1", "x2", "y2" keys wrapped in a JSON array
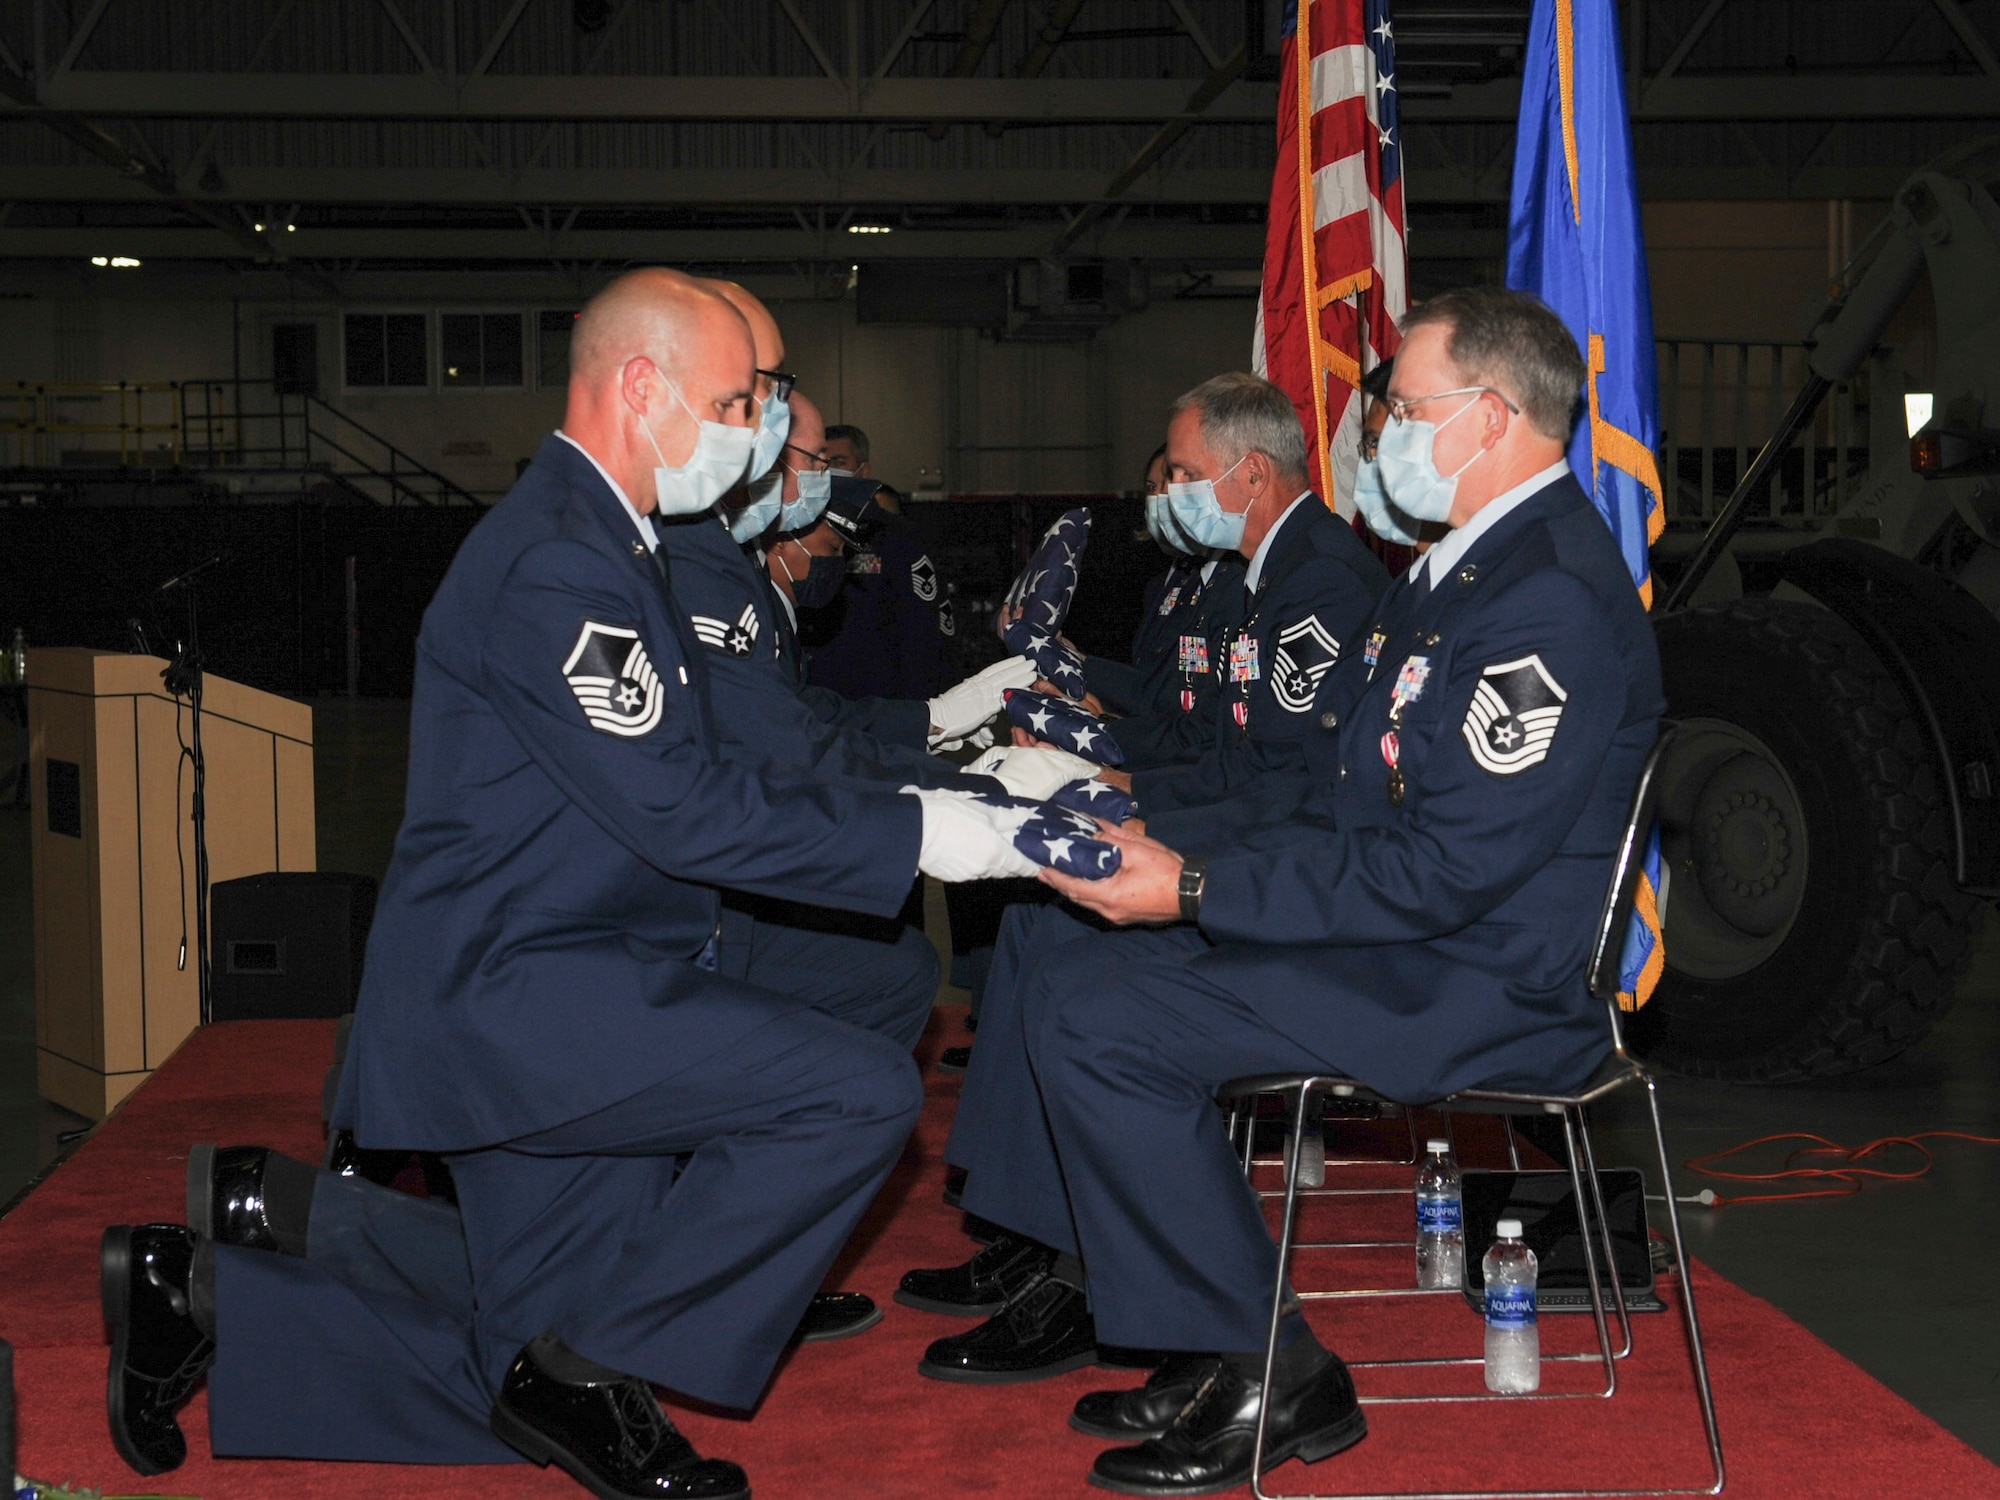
[{"x1": 1629, "y1": 600, "x2": 1985, "y2": 1081}]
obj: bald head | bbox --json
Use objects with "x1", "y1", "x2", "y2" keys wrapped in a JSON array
[
  {"x1": 706, "y1": 279, "x2": 785, "y2": 399},
  {"x1": 563, "y1": 266, "x2": 757, "y2": 515}
]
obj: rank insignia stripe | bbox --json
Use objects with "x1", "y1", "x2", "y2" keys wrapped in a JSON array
[
  {"x1": 1461, "y1": 653, "x2": 1569, "y2": 775},
  {"x1": 561, "y1": 620, "x2": 666, "y2": 738},
  {"x1": 1270, "y1": 615, "x2": 1341, "y2": 714},
  {"x1": 689, "y1": 604, "x2": 760, "y2": 658},
  {"x1": 910, "y1": 555, "x2": 939, "y2": 601}
]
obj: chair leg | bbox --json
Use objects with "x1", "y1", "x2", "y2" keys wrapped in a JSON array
[
  {"x1": 1644, "y1": 1075, "x2": 1727, "y2": 1495},
  {"x1": 1573, "y1": 1111, "x2": 1635, "y2": 1360},
  {"x1": 1252, "y1": 1079, "x2": 1317, "y2": 1499},
  {"x1": 1557, "y1": 1106, "x2": 1619, "y2": 1399}
]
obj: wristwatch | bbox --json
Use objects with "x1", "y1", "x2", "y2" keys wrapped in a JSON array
[{"x1": 1177, "y1": 858, "x2": 1208, "y2": 923}]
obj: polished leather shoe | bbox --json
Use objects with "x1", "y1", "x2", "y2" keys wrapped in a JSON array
[
  {"x1": 1087, "y1": 1353, "x2": 1366, "y2": 1496},
  {"x1": 187, "y1": 1144, "x2": 292, "y2": 1255},
  {"x1": 489, "y1": 1341, "x2": 749, "y2": 1500},
  {"x1": 323, "y1": 1127, "x2": 410, "y2": 1186},
  {"x1": 102, "y1": 1224, "x2": 216, "y2": 1476},
  {"x1": 791, "y1": 1291, "x2": 882, "y2": 1344},
  {"x1": 1071, "y1": 1352, "x2": 1222, "y2": 1440},
  {"x1": 918, "y1": 1271, "x2": 1097, "y2": 1383},
  {"x1": 896, "y1": 1230, "x2": 1054, "y2": 1316},
  {"x1": 937, "y1": 1045, "x2": 972, "y2": 1073}
]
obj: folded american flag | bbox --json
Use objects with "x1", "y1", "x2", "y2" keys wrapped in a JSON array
[
  {"x1": 1003, "y1": 688, "x2": 1125, "y2": 767},
  {"x1": 1048, "y1": 776, "x2": 1139, "y2": 825},
  {"x1": 963, "y1": 787, "x2": 1123, "y2": 880},
  {"x1": 1003, "y1": 508, "x2": 1091, "y2": 633},
  {"x1": 1005, "y1": 623, "x2": 1091, "y2": 701}
]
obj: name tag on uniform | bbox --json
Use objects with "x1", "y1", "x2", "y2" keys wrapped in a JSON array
[
  {"x1": 1158, "y1": 585, "x2": 1183, "y2": 616},
  {"x1": 1179, "y1": 634, "x2": 1210, "y2": 675},
  {"x1": 1228, "y1": 635, "x2": 1261, "y2": 684}
]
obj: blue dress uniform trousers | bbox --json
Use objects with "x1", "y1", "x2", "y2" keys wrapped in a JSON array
[
  {"x1": 943, "y1": 474, "x2": 1661, "y2": 1353},
  {"x1": 1130, "y1": 499, "x2": 1385, "y2": 810},
  {"x1": 228, "y1": 436, "x2": 939, "y2": 1463}
]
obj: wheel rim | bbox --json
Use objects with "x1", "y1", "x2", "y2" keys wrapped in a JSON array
[{"x1": 1656, "y1": 716, "x2": 1812, "y2": 981}]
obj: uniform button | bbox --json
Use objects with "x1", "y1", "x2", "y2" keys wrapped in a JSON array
[
  {"x1": 1339, "y1": 765, "x2": 1348, "y2": 780},
  {"x1": 1425, "y1": 631, "x2": 1441, "y2": 645},
  {"x1": 1319, "y1": 711, "x2": 1338, "y2": 729},
  {"x1": 1458, "y1": 565, "x2": 1478, "y2": 584},
  {"x1": 630, "y1": 541, "x2": 646, "y2": 556}
]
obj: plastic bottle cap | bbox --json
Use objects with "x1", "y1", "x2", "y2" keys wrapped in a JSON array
[
  {"x1": 1425, "y1": 1138, "x2": 1450, "y2": 1154},
  {"x1": 1495, "y1": 1218, "x2": 1523, "y2": 1239}
]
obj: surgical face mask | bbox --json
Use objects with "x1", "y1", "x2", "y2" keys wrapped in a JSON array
[
  {"x1": 747, "y1": 387, "x2": 791, "y2": 483},
  {"x1": 640, "y1": 381, "x2": 755, "y2": 517},
  {"x1": 728, "y1": 471, "x2": 783, "y2": 542},
  {"x1": 1352, "y1": 458, "x2": 1420, "y2": 545},
  {"x1": 1144, "y1": 492, "x2": 1197, "y2": 558},
  {"x1": 779, "y1": 466, "x2": 832, "y2": 532},
  {"x1": 776, "y1": 542, "x2": 843, "y2": 609},
  {"x1": 1372, "y1": 394, "x2": 1488, "y2": 524},
  {"x1": 1165, "y1": 453, "x2": 1251, "y2": 552}
]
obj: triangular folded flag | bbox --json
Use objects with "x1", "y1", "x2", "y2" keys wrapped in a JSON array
[{"x1": 1004, "y1": 688, "x2": 1125, "y2": 767}]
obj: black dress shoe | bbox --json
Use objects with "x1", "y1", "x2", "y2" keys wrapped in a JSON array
[
  {"x1": 188, "y1": 1144, "x2": 293, "y2": 1255},
  {"x1": 489, "y1": 1340, "x2": 749, "y2": 1500},
  {"x1": 102, "y1": 1224, "x2": 216, "y2": 1476},
  {"x1": 942, "y1": 1164, "x2": 968, "y2": 1208},
  {"x1": 791, "y1": 1291, "x2": 882, "y2": 1344},
  {"x1": 1087, "y1": 1353, "x2": 1366, "y2": 1496},
  {"x1": 896, "y1": 1230, "x2": 1055, "y2": 1316},
  {"x1": 1071, "y1": 1353, "x2": 1222, "y2": 1440},
  {"x1": 937, "y1": 1045, "x2": 972, "y2": 1073},
  {"x1": 917, "y1": 1272, "x2": 1097, "y2": 1383},
  {"x1": 323, "y1": 1127, "x2": 410, "y2": 1186}
]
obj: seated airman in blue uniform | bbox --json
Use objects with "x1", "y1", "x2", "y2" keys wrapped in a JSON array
[
  {"x1": 98, "y1": 268, "x2": 1048, "y2": 1500},
  {"x1": 899, "y1": 290, "x2": 1663, "y2": 1497}
]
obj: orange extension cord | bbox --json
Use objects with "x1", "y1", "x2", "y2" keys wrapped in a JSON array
[{"x1": 1681, "y1": 1131, "x2": 2000, "y2": 1207}]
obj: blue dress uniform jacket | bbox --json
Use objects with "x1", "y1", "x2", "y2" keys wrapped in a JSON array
[
  {"x1": 336, "y1": 435, "x2": 922, "y2": 1152},
  {"x1": 659, "y1": 513, "x2": 967, "y2": 791},
  {"x1": 1109, "y1": 554, "x2": 1252, "y2": 771},
  {"x1": 1083, "y1": 554, "x2": 1248, "y2": 728},
  {"x1": 759, "y1": 565, "x2": 936, "y2": 749},
  {"x1": 1191, "y1": 472, "x2": 1663, "y2": 1101},
  {"x1": 802, "y1": 514, "x2": 952, "y2": 702},
  {"x1": 1130, "y1": 496, "x2": 1387, "y2": 812}
]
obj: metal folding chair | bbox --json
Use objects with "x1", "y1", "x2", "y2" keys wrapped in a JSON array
[{"x1": 1224, "y1": 728, "x2": 1726, "y2": 1498}]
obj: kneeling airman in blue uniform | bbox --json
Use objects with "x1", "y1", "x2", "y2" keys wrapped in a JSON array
[
  {"x1": 99, "y1": 268, "x2": 1048, "y2": 1500},
  {"x1": 900, "y1": 289, "x2": 1663, "y2": 1496}
]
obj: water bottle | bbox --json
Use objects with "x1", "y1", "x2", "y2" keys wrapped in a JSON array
[
  {"x1": 1414, "y1": 1137, "x2": 1464, "y2": 1290},
  {"x1": 1483, "y1": 1217, "x2": 1540, "y2": 1393}
]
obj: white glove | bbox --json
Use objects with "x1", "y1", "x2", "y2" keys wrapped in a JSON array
[
  {"x1": 934, "y1": 723, "x2": 997, "y2": 755},
  {"x1": 928, "y1": 655, "x2": 1039, "y2": 745},
  {"x1": 968, "y1": 743, "x2": 1099, "y2": 802},
  {"x1": 902, "y1": 787, "x2": 1040, "y2": 882}
]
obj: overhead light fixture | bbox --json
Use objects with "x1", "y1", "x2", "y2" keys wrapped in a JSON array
[
  {"x1": 253, "y1": 221, "x2": 265, "y2": 232},
  {"x1": 1905, "y1": 392, "x2": 1934, "y2": 438},
  {"x1": 89, "y1": 255, "x2": 141, "y2": 268},
  {"x1": 90, "y1": 256, "x2": 108, "y2": 267},
  {"x1": 846, "y1": 223, "x2": 892, "y2": 235}
]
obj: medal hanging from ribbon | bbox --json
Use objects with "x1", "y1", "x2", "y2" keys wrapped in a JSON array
[{"x1": 1385, "y1": 656, "x2": 1431, "y2": 808}]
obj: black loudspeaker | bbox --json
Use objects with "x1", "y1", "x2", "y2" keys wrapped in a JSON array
[{"x1": 209, "y1": 872, "x2": 378, "y2": 1022}]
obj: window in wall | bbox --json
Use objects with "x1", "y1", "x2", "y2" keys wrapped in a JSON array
[
  {"x1": 344, "y1": 313, "x2": 428, "y2": 388},
  {"x1": 538, "y1": 309, "x2": 579, "y2": 389},
  {"x1": 441, "y1": 311, "x2": 524, "y2": 389}
]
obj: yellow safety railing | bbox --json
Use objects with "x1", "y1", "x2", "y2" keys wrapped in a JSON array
[{"x1": 2, "y1": 381, "x2": 186, "y2": 467}]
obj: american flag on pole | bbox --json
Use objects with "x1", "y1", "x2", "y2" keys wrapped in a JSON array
[{"x1": 1254, "y1": 0, "x2": 1407, "y2": 524}]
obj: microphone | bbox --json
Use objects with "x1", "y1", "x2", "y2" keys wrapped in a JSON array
[{"x1": 158, "y1": 555, "x2": 225, "y2": 593}]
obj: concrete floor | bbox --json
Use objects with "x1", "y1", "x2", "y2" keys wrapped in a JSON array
[{"x1": 1, "y1": 698, "x2": 1996, "y2": 1462}]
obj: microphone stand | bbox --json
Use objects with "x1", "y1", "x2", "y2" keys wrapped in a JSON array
[{"x1": 160, "y1": 556, "x2": 222, "y2": 1024}]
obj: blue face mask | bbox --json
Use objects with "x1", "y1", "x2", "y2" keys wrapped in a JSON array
[
  {"x1": 728, "y1": 471, "x2": 782, "y2": 542},
  {"x1": 1144, "y1": 492, "x2": 1198, "y2": 558},
  {"x1": 1164, "y1": 453, "x2": 1250, "y2": 552},
  {"x1": 779, "y1": 467, "x2": 832, "y2": 532},
  {"x1": 1373, "y1": 394, "x2": 1488, "y2": 524},
  {"x1": 1352, "y1": 458, "x2": 1421, "y2": 545},
  {"x1": 746, "y1": 388, "x2": 791, "y2": 483}
]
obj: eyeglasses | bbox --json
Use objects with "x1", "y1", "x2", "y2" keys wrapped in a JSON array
[
  {"x1": 782, "y1": 440, "x2": 827, "y2": 469},
  {"x1": 1383, "y1": 385, "x2": 1520, "y2": 425},
  {"x1": 757, "y1": 368, "x2": 797, "y2": 402}
]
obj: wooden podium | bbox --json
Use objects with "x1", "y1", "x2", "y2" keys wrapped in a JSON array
[{"x1": 25, "y1": 649, "x2": 316, "y2": 1118}]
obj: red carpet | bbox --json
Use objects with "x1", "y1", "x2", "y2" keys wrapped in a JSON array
[{"x1": 3, "y1": 1012, "x2": 1996, "y2": 1499}]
